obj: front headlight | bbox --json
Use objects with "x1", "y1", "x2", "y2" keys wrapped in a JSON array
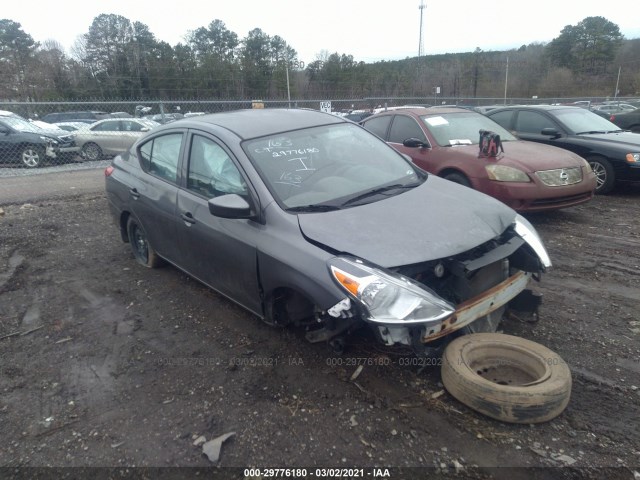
[
  {"x1": 39, "y1": 136, "x2": 58, "y2": 145},
  {"x1": 514, "y1": 214, "x2": 552, "y2": 269},
  {"x1": 626, "y1": 153, "x2": 640, "y2": 163},
  {"x1": 485, "y1": 164, "x2": 530, "y2": 182},
  {"x1": 329, "y1": 258, "x2": 454, "y2": 325}
]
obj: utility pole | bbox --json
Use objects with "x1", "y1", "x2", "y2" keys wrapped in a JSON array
[{"x1": 418, "y1": 1, "x2": 426, "y2": 57}]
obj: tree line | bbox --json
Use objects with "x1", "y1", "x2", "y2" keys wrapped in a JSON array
[{"x1": 1, "y1": 14, "x2": 638, "y2": 103}]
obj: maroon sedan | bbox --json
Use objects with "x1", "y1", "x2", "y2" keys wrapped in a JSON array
[{"x1": 361, "y1": 107, "x2": 597, "y2": 212}]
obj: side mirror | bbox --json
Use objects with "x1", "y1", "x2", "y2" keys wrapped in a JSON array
[
  {"x1": 208, "y1": 194, "x2": 253, "y2": 219},
  {"x1": 140, "y1": 127, "x2": 150, "y2": 132},
  {"x1": 541, "y1": 128, "x2": 561, "y2": 138},
  {"x1": 0, "y1": 127, "x2": 9, "y2": 135},
  {"x1": 403, "y1": 137, "x2": 430, "y2": 148}
]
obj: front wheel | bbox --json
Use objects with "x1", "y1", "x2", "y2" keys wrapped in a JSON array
[
  {"x1": 587, "y1": 156, "x2": 615, "y2": 194},
  {"x1": 126, "y1": 217, "x2": 162, "y2": 268},
  {"x1": 20, "y1": 146, "x2": 45, "y2": 168},
  {"x1": 443, "y1": 172, "x2": 471, "y2": 188}
]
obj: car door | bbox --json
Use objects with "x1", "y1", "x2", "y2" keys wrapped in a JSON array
[
  {"x1": 119, "y1": 120, "x2": 147, "y2": 154},
  {"x1": 510, "y1": 110, "x2": 561, "y2": 145},
  {"x1": 386, "y1": 114, "x2": 435, "y2": 170},
  {"x1": 128, "y1": 131, "x2": 184, "y2": 264},
  {"x1": 175, "y1": 131, "x2": 261, "y2": 315},
  {"x1": 89, "y1": 120, "x2": 122, "y2": 154}
]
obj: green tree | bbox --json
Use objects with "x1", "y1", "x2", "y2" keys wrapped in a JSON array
[
  {"x1": 0, "y1": 19, "x2": 38, "y2": 99},
  {"x1": 546, "y1": 16, "x2": 623, "y2": 74}
]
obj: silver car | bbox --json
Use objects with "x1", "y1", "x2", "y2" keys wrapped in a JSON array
[
  {"x1": 76, "y1": 118, "x2": 159, "y2": 160},
  {"x1": 105, "y1": 109, "x2": 551, "y2": 355}
]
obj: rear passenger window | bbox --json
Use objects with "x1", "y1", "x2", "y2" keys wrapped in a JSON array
[
  {"x1": 139, "y1": 133, "x2": 183, "y2": 184},
  {"x1": 363, "y1": 116, "x2": 392, "y2": 140}
]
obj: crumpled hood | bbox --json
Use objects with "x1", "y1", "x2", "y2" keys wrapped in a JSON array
[{"x1": 298, "y1": 175, "x2": 517, "y2": 268}]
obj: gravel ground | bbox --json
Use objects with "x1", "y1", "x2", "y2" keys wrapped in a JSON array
[{"x1": 0, "y1": 170, "x2": 639, "y2": 479}]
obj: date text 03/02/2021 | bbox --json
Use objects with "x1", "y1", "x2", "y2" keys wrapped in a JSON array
[{"x1": 243, "y1": 468, "x2": 392, "y2": 477}]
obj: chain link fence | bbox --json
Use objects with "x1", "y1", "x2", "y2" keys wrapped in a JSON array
[{"x1": 0, "y1": 96, "x2": 617, "y2": 176}]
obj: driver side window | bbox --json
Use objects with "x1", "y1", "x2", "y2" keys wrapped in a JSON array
[{"x1": 187, "y1": 135, "x2": 248, "y2": 198}]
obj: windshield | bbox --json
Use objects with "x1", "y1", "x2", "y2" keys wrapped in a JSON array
[
  {"x1": 553, "y1": 108, "x2": 622, "y2": 134},
  {"x1": 421, "y1": 112, "x2": 517, "y2": 146},
  {"x1": 244, "y1": 123, "x2": 422, "y2": 209},
  {"x1": 1, "y1": 116, "x2": 40, "y2": 133}
]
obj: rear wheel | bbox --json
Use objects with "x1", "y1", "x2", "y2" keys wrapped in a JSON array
[
  {"x1": 126, "y1": 217, "x2": 162, "y2": 268},
  {"x1": 20, "y1": 146, "x2": 45, "y2": 168},
  {"x1": 587, "y1": 156, "x2": 615, "y2": 194},
  {"x1": 443, "y1": 172, "x2": 471, "y2": 188},
  {"x1": 82, "y1": 142, "x2": 103, "y2": 161}
]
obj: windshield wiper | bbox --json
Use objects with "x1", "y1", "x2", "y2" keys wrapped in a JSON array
[
  {"x1": 341, "y1": 182, "x2": 420, "y2": 207},
  {"x1": 287, "y1": 204, "x2": 342, "y2": 213},
  {"x1": 575, "y1": 130, "x2": 607, "y2": 135}
]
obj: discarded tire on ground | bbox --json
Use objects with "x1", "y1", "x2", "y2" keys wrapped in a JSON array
[{"x1": 441, "y1": 333, "x2": 571, "y2": 423}]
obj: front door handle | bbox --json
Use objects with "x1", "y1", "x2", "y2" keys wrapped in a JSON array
[
  {"x1": 180, "y1": 212, "x2": 196, "y2": 225},
  {"x1": 129, "y1": 188, "x2": 140, "y2": 199}
]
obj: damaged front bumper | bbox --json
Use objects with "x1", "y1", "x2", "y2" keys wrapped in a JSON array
[{"x1": 420, "y1": 270, "x2": 533, "y2": 342}]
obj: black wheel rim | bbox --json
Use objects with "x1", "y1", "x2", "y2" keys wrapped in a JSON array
[{"x1": 131, "y1": 224, "x2": 148, "y2": 263}]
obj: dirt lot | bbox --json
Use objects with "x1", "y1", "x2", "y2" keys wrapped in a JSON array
[{"x1": 0, "y1": 170, "x2": 639, "y2": 479}]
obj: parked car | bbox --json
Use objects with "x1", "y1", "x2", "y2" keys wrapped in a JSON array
[
  {"x1": 486, "y1": 105, "x2": 640, "y2": 193},
  {"x1": 360, "y1": 107, "x2": 596, "y2": 212},
  {"x1": 343, "y1": 112, "x2": 373, "y2": 122},
  {"x1": 0, "y1": 116, "x2": 79, "y2": 167},
  {"x1": 105, "y1": 108, "x2": 551, "y2": 355},
  {"x1": 147, "y1": 113, "x2": 184, "y2": 124},
  {"x1": 609, "y1": 108, "x2": 640, "y2": 134},
  {"x1": 75, "y1": 118, "x2": 160, "y2": 160},
  {"x1": 40, "y1": 111, "x2": 112, "y2": 124},
  {"x1": 591, "y1": 104, "x2": 634, "y2": 115},
  {"x1": 55, "y1": 122, "x2": 91, "y2": 132}
]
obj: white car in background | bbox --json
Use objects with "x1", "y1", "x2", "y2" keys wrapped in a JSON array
[{"x1": 75, "y1": 118, "x2": 160, "y2": 161}]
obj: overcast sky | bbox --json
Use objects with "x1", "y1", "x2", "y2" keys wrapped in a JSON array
[{"x1": 3, "y1": 0, "x2": 639, "y2": 64}]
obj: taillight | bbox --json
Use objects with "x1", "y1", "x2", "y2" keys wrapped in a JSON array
[
  {"x1": 610, "y1": 115, "x2": 616, "y2": 121},
  {"x1": 104, "y1": 165, "x2": 114, "y2": 177}
]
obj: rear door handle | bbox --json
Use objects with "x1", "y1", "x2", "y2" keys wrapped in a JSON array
[
  {"x1": 180, "y1": 212, "x2": 196, "y2": 224},
  {"x1": 129, "y1": 188, "x2": 140, "y2": 199}
]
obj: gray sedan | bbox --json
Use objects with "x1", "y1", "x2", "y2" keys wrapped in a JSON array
[
  {"x1": 76, "y1": 118, "x2": 159, "y2": 160},
  {"x1": 105, "y1": 109, "x2": 550, "y2": 355}
]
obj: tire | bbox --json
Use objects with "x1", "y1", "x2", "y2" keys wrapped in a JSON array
[
  {"x1": 82, "y1": 142, "x2": 103, "y2": 161},
  {"x1": 629, "y1": 124, "x2": 640, "y2": 134},
  {"x1": 441, "y1": 333, "x2": 572, "y2": 424},
  {"x1": 20, "y1": 146, "x2": 45, "y2": 168},
  {"x1": 587, "y1": 156, "x2": 615, "y2": 194},
  {"x1": 126, "y1": 217, "x2": 162, "y2": 268},
  {"x1": 443, "y1": 172, "x2": 471, "y2": 188}
]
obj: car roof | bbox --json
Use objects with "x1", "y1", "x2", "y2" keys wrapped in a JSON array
[
  {"x1": 488, "y1": 105, "x2": 579, "y2": 112},
  {"x1": 162, "y1": 108, "x2": 345, "y2": 140},
  {"x1": 371, "y1": 107, "x2": 471, "y2": 116}
]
